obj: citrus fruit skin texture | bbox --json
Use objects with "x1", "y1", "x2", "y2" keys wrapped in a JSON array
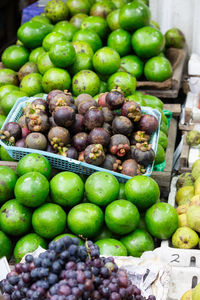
[
  {"x1": 94, "y1": 226, "x2": 113, "y2": 242},
  {"x1": 145, "y1": 202, "x2": 178, "y2": 239},
  {"x1": 42, "y1": 68, "x2": 71, "y2": 93},
  {"x1": 72, "y1": 29, "x2": 103, "y2": 53},
  {"x1": 67, "y1": 203, "x2": 104, "y2": 238},
  {"x1": 67, "y1": 0, "x2": 91, "y2": 16},
  {"x1": 0, "y1": 231, "x2": 12, "y2": 260},
  {"x1": 16, "y1": 153, "x2": 51, "y2": 179},
  {"x1": 0, "y1": 69, "x2": 18, "y2": 87},
  {"x1": 125, "y1": 175, "x2": 160, "y2": 210},
  {"x1": 32, "y1": 203, "x2": 67, "y2": 239},
  {"x1": 105, "y1": 200, "x2": 140, "y2": 235},
  {"x1": 50, "y1": 171, "x2": 84, "y2": 207},
  {"x1": 0, "y1": 115, "x2": 6, "y2": 129},
  {"x1": 165, "y1": 27, "x2": 185, "y2": 49},
  {"x1": 117, "y1": 182, "x2": 126, "y2": 199},
  {"x1": 0, "y1": 147, "x2": 15, "y2": 162},
  {"x1": 107, "y1": 29, "x2": 131, "y2": 57},
  {"x1": 155, "y1": 144, "x2": 165, "y2": 165},
  {"x1": 120, "y1": 229, "x2": 154, "y2": 257},
  {"x1": 49, "y1": 41, "x2": 76, "y2": 68},
  {"x1": 0, "y1": 166, "x2": 18, "y2": 204},
  {"x1": 81, "y1": 16, "x2": 108, "y2": 39},
  {"x1": 1, "y1": 90, "x2": 27, "y2": 115},
  {"x1": 95, "y1": 238, "x2": 127, "y2": 256},
  {"x1": 14, "y1": 233, "x2": 47, "y2": 263},
  {"x1": 14, "y1": 171, "x2": 49, "y2": 208},
  {"x1": 107, "y1": 9, "x2": 120, "y2": 31},
  {"x1": 69, "y1": 53, "x2": 93, "y2": 75},
  {"x1": 42, "y1": 32, "x2": 67, "y2": 51},
  {"x1": 31, "y1": 15, "x2": 52, "y2": 25},
  {"x1": 144, "y1": 56, "x2": 173, "y2": 82},
  {"x1": 2, "y1": 45, "x2": 29, "y2": 71},
  {"x1": 108, "y1": 71, "x2": 137, "y2": 96},
  {"x1": 72, "y1": 41, "x2": 94, "y2": 57},
  {"x1": 85, "y1": 171, "x2": 119, "y2": 206},
  {"x1": 53, "y1": 233, "x2": 84, "y2": 245},
  {"x1": 119, "y1": 55, "x2": 143, "y2": 79},
  {"x1": 132, "y1": 26, "x2": 165, "y2": 59},
  {"x1": 53, "y1": 21, "x2": 78, "y2": 41},
  {"x1": 20, "y1": 73, "x2": 43, "y2": 97},
  {"x1": 93, "y1": 47, "x2": 121, "y2": 76},
  {"x1": 0, "y1": 199, "x2": 32, "y2": 236},
  {"x1": 70, "y1": 13, "x2": 88, "y2": 29},
  {"x1": 0, "y1": 84, "x2": 19, "y2": 101},
  {"x1": 29, "y1": 47, "x2": 46, "y2": 63},
  {"x1": 45, "y1": 0, "x2": 69, "y2": 23},
  {"x1": 17, "y1": 21, "x2": 53, "y2": 49},
  {"x1": 119, "y1": 0, "x2": 151, "y2": 31},
  {"x1": 72, "y1": 70, "x2": 100, "y2": 97},
  {"x1": 37, "y1": 52, "x2": 55, "y2": 75}
]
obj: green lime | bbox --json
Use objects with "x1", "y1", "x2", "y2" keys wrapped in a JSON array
[
  {"x1": 14, "y1": 233, "x2": 47, "y2": 263},
  {"x1": 72, "y1": 41, "x2": 94, "y2": 57},
  {"x1": 165, "y1": 28, "x2": 185, "y2": 49},
  {"x1": 16, "y1": 153, "x2": 51, "y2": 179},
  {"x1": 160, "y1": 121, "x2": 168, "y2": 136},
  {"x1": 107, "y1": 71, "x2": 137, "y2": 96},
  {"x1": 90, "y1": 1, "x2": 114, "y2": 19},
  {"x1": 0, "y1": 199, "x2": 32, "y2": 236},
  {"x1": 31, "y1": 15, "x2": 52, "y2": 25},
  {"x1": 0, "y1": 231, "x2": 12, "y2": 259},
  {"x1": 99, "y1": 81, "x2": 107, "y2": 93},
  {"x1": 93, "y1": 47, "x2": 120, "y2": 76},
  {"x1": 72, "y1": 70, "x2": 100, "y2": 96},
  {"x1": 120, "y1": 229, "x2": 154, "y2": 257},
  {"x1": 49, "y1": 41, "x2": 76, "y2": 68},
  {"x1": 45, "y1": 0, "x2": 69, "y2": 23},
  {"x1": 107, "y1": 9, "x2": 120, "y2": 31},
  {"x1": 0, "y1": 115, "x2": 6, "y2": 129},
  {"x1": 117, "y1": 182, "x2": 126, "y2": 199},
  {"x1": 107, "y1": 29, "x2": 131, "y2": 57},
  {"x1": 14, "y1": 172, "x2": 49, "y2": 207},
  {"x1": 144, "y1": 56, "x2": 172, "y2": 82},
  {"x1": 112, "y1": 0, "x2": 128, "y2": 8},
  {"x1": 2, "y1": 45, "x2": 29, "y2": 71},
  {"x1": 0, "y1": 84, "x2": 19, "y2": 102},
  {"x1": 32, "y1": 203, "x2": 67, "y2": 239},
  {"x1": 155, "y1": 144, "x2": 165, "y2": 165},
  {"x1": 29, "y1": 47, "x2": 46, "y2": 63},
  {"x1": 0, "y1": 147, "x2": 15, "y2": 161},
  {"x1": 17, "y1": 21, "x2": 53, "y2": 49},
  {"x1": 67, "y1": 203, "x2": 104, "y2": 238},
  {"x1": 132, "y1": 26, "x2": 165, "y2": 58},
  {"x1": 20, "y1": 73, "x2": 43, "y2": 97},
  {"x1": 125, "y1": 175, "x2": 160, "y2": 210},
  {"x1": 0, "y1": 69, "x2": 18, "y2": 87},
  {"x1": 95, "y1": 238, "x2": 127, "y2": 256},
  {"x1": 37, "y1": 52, "x2": 55, "y2": 75},
  {"x1": 119, "y1": 55, "x2": 143, "y2": 79},
  {"x1": 94, "y1": 226, "x2": 113, "y2": 242},
  {"x1": 142, "y1": 94, "x2": 164, "y2": 110},
  {"x1": 81, "y1": 16, "x2": 108, "y2": 39},
  {"x1": 18, "y1": 62, "x2": 39, "y2": 82},
  {"x1": 105, "y1": 200, "x2": 140, "y2": 235},
  {"x1": 42, "y1": 68, "x2": 71, "y2": 93},
  {"x1": 42, "y1": 32, "x2": 67, "y2": 51},
  {"x1": 1, "y1": 90, "x2": 27, "y2": 115},
  {"x1": 53, "y1": 233, "x2": 84, "y2": 245},
  {"x1": 158, "y1": 130, "x2": 168, "y2": 149},
  {"x1": 85, "y1": 171, "x2": 119, "y2": 206},
  {"x1": 50, "y1": 171, "x2": 84, "y2": 207},
  {"x1": 70, "y1": 13, "x2": 88, "y2": 29},
  {"x1": 53, "y1": 21, "x2": 78, "y2": 41},
  {"x1": 145, "y1": 202, "x2": 178, "y2": 239},
  {"x1": 119, "y1": 0, "x2": 150, "y2": 31},
  {"x1": 0, "y1": 166, "x2": 18, "y2": 204},
  {"x1": 73, "y1": 29, "x2": 102, "y2": 53},
  {"x1": 66, "y1": 0, "x2": 90, "y2": 16},
  {"x1": 69, "y1": 53, "x2": 93, "y2": 75}
]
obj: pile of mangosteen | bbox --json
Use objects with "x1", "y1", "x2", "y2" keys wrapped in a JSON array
[{"x1": 0, "y1": 88, "x2": 159, "y2": 177}]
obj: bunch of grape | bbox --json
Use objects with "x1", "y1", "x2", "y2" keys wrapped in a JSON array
[{"x1": 1, "y1": 237, "x2": 156, "y2": 300}]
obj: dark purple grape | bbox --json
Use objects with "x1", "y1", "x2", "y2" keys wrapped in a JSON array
[
  {"x1": 110, "y1": 292, "x2": 121, "y2": 300},
  {"x1": 72, "y1": 286, "x2": 82, "y2": 297},
  {"x1": 25, "y1": 255, "x2": 33, "y2": 263},
  {"x1": 59, "y1": 285, "x2": 71, "y2": 296},
  {"x1": 148, "y1": 296, "x2": 156, "y2": 300},
  {"x1": 22, "y1": 273, "x2": 31, "y2": 284},
  {"x1": 100, "y1": 267, "x2": 109, "y2": 279},
  {"x1": 8, "y1": 276, "x2": 19, "y2": 286},
  {"x1": 52, "y1": 261, "x2": 62, "y2": 274},
  {"x1": 48, "y1": 273, "x2": 58, "y2": 285}
]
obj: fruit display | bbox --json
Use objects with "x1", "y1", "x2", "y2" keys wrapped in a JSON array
[
  {"x1": 1, "y1": 237, "x2": 156, "y2": 300},
  {"x1": 0, "y1": 89, "x2": 160, "y2": 177},
  {"x1": 0, "y1": 0, "x2": 186, "y2": 119},
  {"x1": 0, "y1": 153, "x2": 178, "y2": 264}
]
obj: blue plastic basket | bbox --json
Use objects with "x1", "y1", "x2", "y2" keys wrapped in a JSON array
[{"x1": 0, "y1": 95, "x2": 161, "y2": 182}]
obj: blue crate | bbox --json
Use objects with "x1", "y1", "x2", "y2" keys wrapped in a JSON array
[
  {"x1": 0, "y1": 95, "x2": 161, "y2": 182},
  {"x1": 22, "y1": 2, "x2": 45, "y2": 24}
]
